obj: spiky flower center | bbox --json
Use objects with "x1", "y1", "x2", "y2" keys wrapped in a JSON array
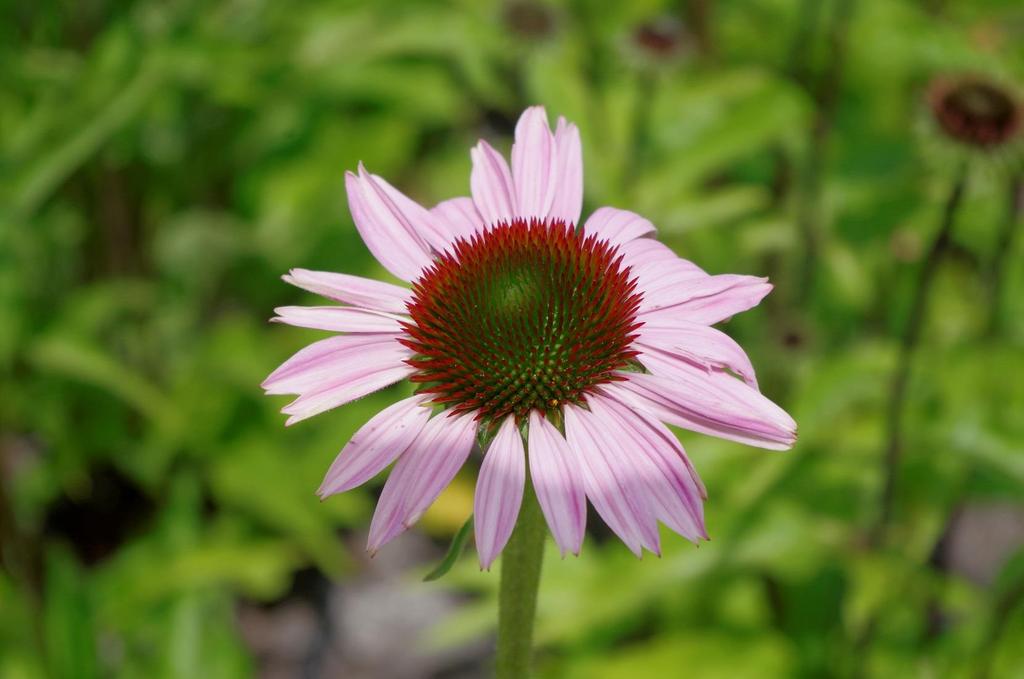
[
  {"x1": 401, "y1": 219, "x2": 642, "y2": 422},
  {"x1": 930, "y1": 77, "x2": 1021, "y2": 148}
]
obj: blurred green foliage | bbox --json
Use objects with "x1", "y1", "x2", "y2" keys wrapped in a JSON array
[{"x1": 2, "y1": 0, "x2": 1024, "y2": 677}]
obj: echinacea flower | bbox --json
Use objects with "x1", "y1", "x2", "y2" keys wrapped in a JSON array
[
  {"x1": 630, "y1": 16, "x2": 690, "y2": 64},
  {"x1": 920, "y1": 74, "x2": 1022, "y2": 175},
  {"x1": 263, "y1": 107, "x2": 797, "y2": 568},
  {"x1": 929, "y1": 75, "x2": 1020, "y2": 149},
  {"x1": 502, "y1": 0, "x2": 557, "y2": 41}
]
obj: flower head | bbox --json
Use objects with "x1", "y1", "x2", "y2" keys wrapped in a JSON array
[
  {"x1": 920, "y1": 74, "x2": 1022, "y2": 175},
  {"x1": 502, "y1": 0, "x2": 557, "y2": 41},
  {"x1": 403, "y1": 218, "x2": 642, "y2": 422},
  {"x1": 929, "y1": 75, "x2": 1020, "y2": 149},
  {"x1": 264, "y1": 106, "x2": 797, "y2": 568},
  {"x1": 630, "y1": 16, "x2": 690, "y2": 64}
]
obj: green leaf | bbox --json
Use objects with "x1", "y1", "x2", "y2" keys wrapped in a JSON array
[
  {"x1": 11, "y1": 61, "x2": 163, "y2": 219},
  {"x1": 44, "y1": 547, "x2": 98, "y2": 679},
  {"x1": 423, "y1": 515, "x2": 474, "y2": 582},
  {"x1": 28, "y1": 334, "x2": 181, "y2": 434}
]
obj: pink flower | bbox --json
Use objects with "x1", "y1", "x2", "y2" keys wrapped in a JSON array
[{"x1": 264, "y1": 106, "x2": 797, "y2": 568}]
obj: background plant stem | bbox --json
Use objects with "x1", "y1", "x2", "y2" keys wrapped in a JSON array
[
  {"x1": 986, "y1": 176, "x2": 1023, "y2": 336},
  {"x1": 686, "y1": 0, "x2": 716, "y2": 59},
  {"x1": 495, "y1": 480, "x2": 546, "y2": 679},
  {"x1": 0, "y1": 464, "x2": 44, "y2": 663},
  {"x1": 793, "y1": 0, "x2": 857, "y2": 302},
  {"x1": 873, "y1": 164, "x2": 967, "y2": 545},
  {"x1": 850, "y1": 167, "x2": 969, "y2": 678}
]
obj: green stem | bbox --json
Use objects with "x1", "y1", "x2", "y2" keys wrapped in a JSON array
[
  {"x1": 986, "y1": 175, "x2": 1022, "y2": 337},
  {"x1": 850, "y1": 167, "x2": 968, "y2": 677},
  {"x1": 871, "y1": 165, "x2": 967, "y2": 547},
  {"x1": 496, "y1": 479, "x2": 546, "y2": 679},
  {"x1": 793, "y1": 0, "x2": 858, "y2": 302}
]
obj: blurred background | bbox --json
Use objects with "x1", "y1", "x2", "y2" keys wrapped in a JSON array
[{"x1": 2, "y1": 0, "x2": 1023, "y2": 677}]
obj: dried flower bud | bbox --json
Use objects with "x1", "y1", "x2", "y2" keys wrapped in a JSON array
[{"x1": 929, "y1": 76, "x2": 1021, "y2": 149}]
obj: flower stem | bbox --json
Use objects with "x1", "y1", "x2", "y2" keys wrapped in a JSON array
[
  {"x1": 872, "y1": 164, "x2": 967, "y2": 546},
  {"x1": 851, "y1": 167, "x2": 969, "y2": 676},
  {"x1": 496, "y1": 479, "x2": 546, "y2": 679},
  {"x1": 793, "y1": 0, "x2": 857, "y2": 302},
  {"x1": 686, "y1": 0, "x2": 716, "y2": 59},
  {"x1": 986, "y1": 175, "x2": 1023, "y2": 337}
]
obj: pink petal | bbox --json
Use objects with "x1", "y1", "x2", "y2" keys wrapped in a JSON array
[
  {"x1": 563, "y1": 404, "x2": 660, "y2": 556},
  {"x1": 366, "y1": 168, "x2": 452, "y2": 254},
  {"x1": 262, "y1": 334, "x2": 401, "y2": 395},
  {"x1": 548, "y1": 117, "x2": 583, "y2": 226},
  {"x1": 591, "y1": 393, "x2": 707, "y2": 541},
  {"x1": 618, "y1": 238, "x2": 687, "y2": 268},
  {"x1": 279, "y1": 340, "x2": 414, "y2": 425},
  {"x1": 430, "y1": 197, "x2": 485, "y2": 244},
  {"x1": 634, "y1": 263, "x2": 726, "y2": 306},
  {"x1": 345, "y1": 165, "x2": 433, "y2": 281},
  {"x1": 604, "y1": 393, "x2": 708, "y2": 502},
  {"x1": 317, "y1": 395, "x2": 432, "y2": 498},
  {"x1": 610, "y1": 368, "x2": 796, "y2": 450},
  {"x1": 282, "y1": 366, "x2": 413, "y2": 426},
  {"x1": 637, "y1": 320, "x2": 758, "y2": 389},
  {"x1": 470, "y1": 140, "x2": 516, "y2": 227},
  {"x1": 527, "y1": 411, "x2": 586, "y2": 557},
  {"x1": 639, "y1": 273, "x2": 773, "y2": 323},
  {"x1": 511, "y1": 106, "x2": 556, "y2": 220},
  {"x1": 272, "y1": 306, "x2": 406, "y2": 334},
  {"x1": 281, "y1": 365, "x2": 412, "y2": 425},
  {"x1": 474, "y1": 416, "x2": 526, "y2": 569},
  {"x1": 583, "y1": 207, "x2": 656, "y2": 249},
  {"x1": 282, "y1": 268, "x2": 411, "y2": 314},
  {"x1": 617, "y1": 245, "x2": 707, "y2": 303},
  {"x1": 367, "y1": 412, "x2": 478, "y2": 553}
]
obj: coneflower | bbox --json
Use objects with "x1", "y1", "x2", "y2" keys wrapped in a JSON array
[
  {"x1": 265, "y1": 106, "x2": 795, "y2": 564},
  {"x1": 922, "y1": 74, "x2": 1022, "y2": 173},
  {"x1": 263, "y1": 105, "x2": 796, "y2": 676},
  {"x1": 929, "y1": 76, "x2": 1020, "y2": 149}
]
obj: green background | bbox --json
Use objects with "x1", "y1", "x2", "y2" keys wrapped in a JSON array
[{"x1": 2, "y1": 0, "x2": 1023, "y2": 677}]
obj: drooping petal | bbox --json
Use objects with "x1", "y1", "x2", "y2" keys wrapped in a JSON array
[
  {"x1": 604, "y1": 394, "x2": 708, "y2": 502},
  {"x1": 431, "y1": 197, "x2": 485, "y2": 244},
  {"x1": 470, "y1": 140, "x2": 516, "y2": 226},
  {"x1": 527, "y1": 411, "x2": 586, "y2": 556},
  {"x1": 610, "y1": 368, "x2": 796, "y2": 450},
  {"x1": 262, "y1": 334, "x2": 401, "y2": 395},
  {"x1": 511, "y1": 106, "x2": 556, "y2": 220},
  {"x1": 345, "y1": 165, "x2": 434, "y2": 281},
  {"x1": 583, "y1": 207, "x2": 656, "y2": 249},
  {"x1": 474, "y1": 416, "x2": 526, "y2": 569},
  {"x1": 637, "y1": 320, "x2": 758, "y2": 388},
  {"x1": 563, "y1": 404, "x2": 660, "y2": 556},
  {"x1": 317, "y1": 395, "x2": 432, "y2": 498},
  {"x1": 278, "y1": 340, "x2": 414, "y2": 425},
  {"x1": 282, "y1": 268, "x2": 411, "y2": 314},
  {"x1": 549, "y1": 117, "x2": 583, "y2": 226},
  {"x1": 590, "y1": 393, "x2": 707, "y2": 541},
  {"x1": 367, "y1": 412, "x2": 478, "y2": 553},
  {"x1": 641, "y1": 351, "x2": 787, "y2": 435},
  {"x1": 639, "y1": 273, "x2": 772, "y2": 323},
  {"x1": 272, "y1": 306, "x2": 407, "y2": 334}
]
